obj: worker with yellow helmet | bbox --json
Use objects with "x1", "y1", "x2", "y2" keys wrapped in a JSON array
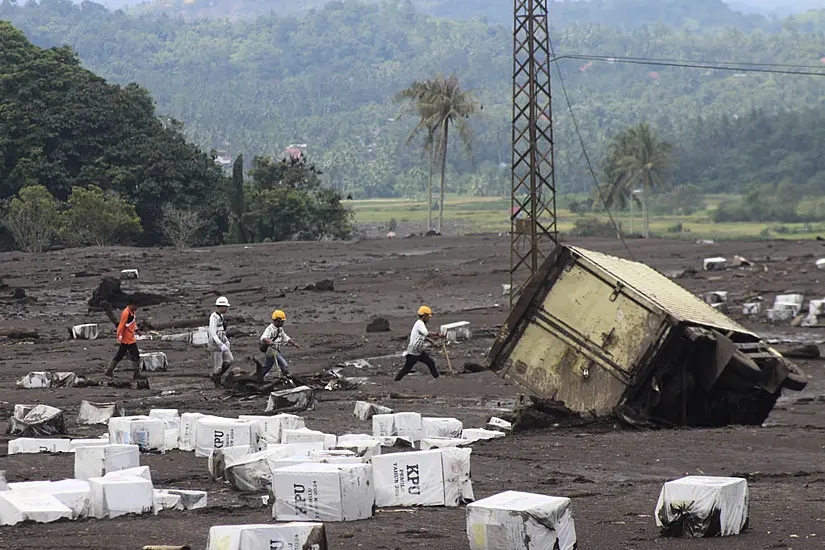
[
  {"x1": 394, "y1": 305, "x2": 443, "y2": 381},
  {"x1": 259, "y1": 309, "x2": 301, "y2": 379}
]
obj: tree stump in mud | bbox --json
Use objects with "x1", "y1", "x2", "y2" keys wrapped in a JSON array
[{"x1": 88, "y1": 277, "x2": 169, "y2": 310}]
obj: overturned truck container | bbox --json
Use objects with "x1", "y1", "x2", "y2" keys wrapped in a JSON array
[{"x1": 488, "y1": 246, "x2": 807, "y2": 427}]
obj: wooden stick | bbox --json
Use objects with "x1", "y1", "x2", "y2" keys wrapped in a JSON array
[{"x1": 442, "y1": 340, "x2": 454, "y2": 374}]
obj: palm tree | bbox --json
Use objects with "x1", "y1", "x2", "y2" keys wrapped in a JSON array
[
  {"x1": 427, "y1": 74, "x2": 478, "y2": 233},
  {"x1": 395, "y1": 79, "x2": 439, "y2": 231},
  {"x1": 396, "y1": 74, "x2": 477, "y2": 233},
  {"x1": 606, "y1": 123, "x2": 675, "y2": 238}
]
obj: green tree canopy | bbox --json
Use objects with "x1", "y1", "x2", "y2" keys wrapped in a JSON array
[{"x1": 0, "y1": 20, "x2": 227, "y2": 246}]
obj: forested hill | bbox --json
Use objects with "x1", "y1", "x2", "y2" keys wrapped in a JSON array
[
  {"x1": 123, "y1": 0, "x2": 766, "y2": 30},
  {"x1": 5, "y1": 0, "x2": 825, "y2": 197}
]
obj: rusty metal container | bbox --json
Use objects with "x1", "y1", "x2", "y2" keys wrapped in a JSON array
[{"x1": 488, "y1": 245, "x2": 806, "y2": 427}]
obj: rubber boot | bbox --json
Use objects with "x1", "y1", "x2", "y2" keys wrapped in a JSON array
[
  {"x1": 132, "y1": 359, "x2": 147, "y2": 379},
  {"x1": 104, "y1": 359, "x2": 118, "y2": 378}
]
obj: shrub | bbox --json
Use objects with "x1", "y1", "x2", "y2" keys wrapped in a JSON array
[
  {"x1": 161, "y1": 205, "x2": 207, "y2": 248},
  {"x1": 2, "y1": 185, "x2": 60, "y2": 252},
  {"x1": 60, "y1": 185, "x2": 142, "y2": 246},
  {"x1": 571, "y1": 216, "x2": 620, "y2": 238}
]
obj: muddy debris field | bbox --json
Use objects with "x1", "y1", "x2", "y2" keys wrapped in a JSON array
[{"x1": 1, "y1": 235, "x2": 824, "y2": 549}]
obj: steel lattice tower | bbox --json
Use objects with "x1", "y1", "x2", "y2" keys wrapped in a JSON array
[{"x1": 510, "y1": 0, "x2": 558, "y2": 307}]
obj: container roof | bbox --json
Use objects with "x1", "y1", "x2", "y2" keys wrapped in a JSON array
[{"x1": 569, "y1": 246, "x2": 756, "y2": 337}]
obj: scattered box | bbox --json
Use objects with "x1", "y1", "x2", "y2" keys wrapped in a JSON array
[
  {"x1": 655, "y1": 476, "x2": 749, "y2": 537},
  {"x1": 206, "y1": 523, "x2": 328, "y2": 550},
  {"x1": 467, "y1": 490, "x2": 577, "y2": 550},
  {"x1": 440, "y1": 321, "x2": 472, "y2": 342},
  {"x1": 178, "y1": 412, "x2": 206, "y2": 451},
  {"x1": 802, "y1": 299, "x2": 825, "y2": 327},
  {"x1": 11, "y1": 480, "x2": 93, "y2": 519},
  {"x1": 0, "y1": 492, "x2": 73, "y2": 526},
  {"x1": 224, "y1": 446, "x2": 312, "y2": 492},
  {"x1": 486, "y1": 417, "x2": 513, "y2": 433},
  {"x1": 15, "y1": 372, "x2": 51, "y2": 389},
  {"x1": 164, "y1": 489, "x2": 207, "y2": 510},
  {"x1": 69, "y1": 437, "x2": 110, "y2": 452},
  {"x1": 209, "y1": 446, "x2": 253, "y2": 481},
  {"x1": 372, "y1": 412, "x2": 422, "y2": 441},
  {"x1": 109, "y1": 416, "x2": 166, "y2": 453},
  {"x1": 462, "y1": 429, "x2": 506, "y2": 443},
  {"x1": 78, "y1": 400, "x2": 123, "y2": 425},
  {"x1": 816, "y1": 258, "x2": 825, "y2": 270},
  {"x1": 45, "y1": 480, "x2": 92, "y2": 519},
  {"x1": 153, "y1": 489, "x2": 182, "y2": 512},
  {"x1": 120, "y1": 269, "x2": 139, "y2": 280},
  {"x1": 335, "y1": 436, "x2": 382, "y2": 459},
  {"x1": 69, "y1": 323, "x2": 99, "y2": 340},
  {"x1": 74, "y1": 444, "x2": 140, "y2": 481},
  {"x1": 742, "y1": 302, "x2": 761, "y2": 316},
  {"x1": 140, "y1": 352, "x2": 169, "y2": 372},
  {"x1": 353, "y1": 401, "x2": 393, "y2": 421},
  {"x1": 89, "y1": 475, "x2": 154, "y2": 519},
  {"x1": 195, "y1": 417, "x2": 259, "y2": 458},
  {"x1": 372, "y1": 448, "x2": 474, "y2": 507},
  {"x1": 239, "y1": 413, "x2": 305, "y2": 445},
  {"x1": 421, "y1": 438, "x2": 469, "y2": 450},
  {"x1": 105, "y1": 465, "x2": 152, "y2": 483},
  {"x1": 282, "y1": 428, "x2": 337, "y2": 449},
  {"x1": 272, "y1": 463, "x2": 374, "y2": 522},
  {"x1": 703, "y1": 257, "x2": 727, "y2": 271},
  {"x1": 265, "y1": 386, "x2": 315, "y2": 414},
  {"x1": 8, "y1": 404, "x2": 66, "y2": 436},
  {"x1": 502, "y1": 284, "x2": 511, "y2": 296},
  {"x1": 149, "y1": 409, "x2": 180, "y2": 431},
  {"x1": 190, "y1": 328, "x2": 210, "y2": 346},
  {"x1": 8, "y1": 438, "x2": 72, "y2": 455},
  {"x1": 422, "y1": 417, "x2": 463, "y2": 439}
]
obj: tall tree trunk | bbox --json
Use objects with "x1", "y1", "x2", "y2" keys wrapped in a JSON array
[
  {"x1": 427, "y1": 139, "x2": 434, "y2": 232},
  {"x1": 231, "y1": 154, "x2": 247, "y2": 243},
  {"x1": 642, "y1": 175, "x2": 650, "y2": 239},
  {"x1": 438, "y1": 121, "x2": 449, "y2": 234}
]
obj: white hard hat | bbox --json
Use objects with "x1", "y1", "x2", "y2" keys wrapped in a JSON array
[{"x1": 215, "y1": 296, "x2": 230, "y2": 307}]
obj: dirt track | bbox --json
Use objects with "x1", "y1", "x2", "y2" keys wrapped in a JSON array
[{"x1": 1, "y1": 235, "x2": 824, "y2": 549}]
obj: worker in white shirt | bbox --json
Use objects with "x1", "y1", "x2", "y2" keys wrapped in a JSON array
[
  {"x1": 394, "y1": 305, "x2": 443, "y2": 381},
  {"x1": 209, "y1": 296, "x2": 234, "y2": 387},
  {"x1": 259, "y1": 309, "x2": 300, "y2": 379}
]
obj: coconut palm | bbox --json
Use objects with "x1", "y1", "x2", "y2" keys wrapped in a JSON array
[
  {"x1": 606, "y1": 123, "x2": 675, "y2": 238},
  {"x1": 426, "y1": 74, "x2": 478, "y2": 233},
  {"x1": 396, "y1": 74, "x2": 477, "y2": 233},
  {"x1": 395, "y1": 79, "x2": 439, "y2": 231}
]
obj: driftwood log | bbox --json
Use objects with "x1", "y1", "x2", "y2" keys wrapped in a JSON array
[{"x1": 0, "y1": 327, "x2": 39, "y2": 339}]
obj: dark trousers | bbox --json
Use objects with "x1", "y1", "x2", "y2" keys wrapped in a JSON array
[
  {"x1": 113, "y1": 343, "x2": 140, "y2": 362},
  {"x1": 263, "y1": 352, "x2": 289, "y2": 377},
  {"x1": 394, "y1": 352, "x2": 439, "y2": 381}
]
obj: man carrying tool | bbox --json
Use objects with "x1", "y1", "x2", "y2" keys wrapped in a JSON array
[
  {"x1": 209, "y1": 296, "x2": 234, "y2": 387},
  {"x1": 394, "y1": 305, "x2": 443, "y2": 381},
  {"x1": 105, "y1": 298, "x2": 146, "y2": 379},
  {"x1": 259, "y1": 309, "x2": 300, "y2": 380}
]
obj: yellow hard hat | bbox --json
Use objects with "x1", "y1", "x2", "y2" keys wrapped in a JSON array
[
  {"x1": 272, "y1": 309, "x2": 286, "y2": 321},
  {"x1": 418, "y1": 305, "x2": 432, "y2": 316}
]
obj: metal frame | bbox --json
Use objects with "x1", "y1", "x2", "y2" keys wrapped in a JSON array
[{"x1": 510, "y1": 0, "x2": 558, "y2": 308}]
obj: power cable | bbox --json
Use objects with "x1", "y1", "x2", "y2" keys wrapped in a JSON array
[
  {"x1": 546, "y1": 38, "x2": 636, "y2": 260},
  {"x1": 553, "y1": 54, "x2": 825, "y2": 77}
]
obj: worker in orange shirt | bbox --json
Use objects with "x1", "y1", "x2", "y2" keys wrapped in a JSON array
[{"x1": 104, "y1": 298, "x2": 147, "y2": 379}]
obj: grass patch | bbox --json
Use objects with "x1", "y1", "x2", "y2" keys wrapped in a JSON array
[{"x1": 350, "y1": 196, "x2": 825, "y2": 239}]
